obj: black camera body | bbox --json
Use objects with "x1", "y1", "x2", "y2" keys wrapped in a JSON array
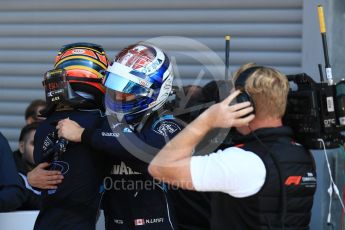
[{"x1": 284, "y1": 73, "x2": 345, "y2": 149}]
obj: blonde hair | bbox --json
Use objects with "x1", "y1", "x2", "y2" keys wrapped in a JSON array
[{"x1": 233, "y1": 64, "x2": 289, "y2": 119}]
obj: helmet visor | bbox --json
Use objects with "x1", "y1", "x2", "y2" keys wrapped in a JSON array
[{"x1": 104, "y1": 71, "x2": 153, "y2": 97}]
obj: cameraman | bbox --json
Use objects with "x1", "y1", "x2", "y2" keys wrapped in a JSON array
[{"x1": 149, "y1": 64, "x2": 317, "y2": 229}]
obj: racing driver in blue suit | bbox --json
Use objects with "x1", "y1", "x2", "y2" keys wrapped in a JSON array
[{"x1": 57, "y1": 42, "x2": 184, "y2": 230}]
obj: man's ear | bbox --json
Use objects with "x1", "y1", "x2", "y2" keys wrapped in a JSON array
[{"x1": 19, "y1": 141, "x2": 25, "y2": 154}]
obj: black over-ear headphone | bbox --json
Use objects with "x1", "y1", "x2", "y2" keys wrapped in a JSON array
[{"x1": 234, "y1": 66, "x2": 262, "y2": 113}]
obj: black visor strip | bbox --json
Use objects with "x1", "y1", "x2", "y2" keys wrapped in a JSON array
[{"x1": 67, "y1": 76, "x2": 103, "y2": 83}]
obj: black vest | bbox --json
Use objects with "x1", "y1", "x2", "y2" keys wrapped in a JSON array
[{"x1": 210, "y1": 127, "x2": 316, "y2": 230}]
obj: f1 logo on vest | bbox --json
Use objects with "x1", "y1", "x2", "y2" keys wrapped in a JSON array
[{"x1": 285, "y1": 176, "x2": 302, "y2": 186}]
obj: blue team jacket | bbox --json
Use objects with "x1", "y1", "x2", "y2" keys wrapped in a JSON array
[
  {"x1": 33, "y1": 109, "x2": 107, "y2": 230},
  {"x1": 81, "y1": 113, "x2": 183, "y2": 230}
]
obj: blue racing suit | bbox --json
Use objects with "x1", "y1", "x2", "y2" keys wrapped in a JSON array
[
  {"x1": 80, "y1": 112, "x2": 183, "y2": 230},
  {"x1": 33, "y1": 109, "x2": 108, "y2": 230}
]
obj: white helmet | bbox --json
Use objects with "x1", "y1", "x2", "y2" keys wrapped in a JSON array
[{"x1": 104, "y1": 42, "x2": 173, "y2": 123}]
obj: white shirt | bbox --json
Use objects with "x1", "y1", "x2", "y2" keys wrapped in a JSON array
[{"x1": 190, "y1": 147, "x2": 266, "y2": 198}]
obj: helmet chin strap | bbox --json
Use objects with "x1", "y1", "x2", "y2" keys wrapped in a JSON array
[
  {"x1": 135, "y1": 111, "x2": 153, "y2": 132},
  {"x1": 113, "y1": 95, "x2": 170, "y2": 132},
  {"x1": 106, "y1": 108, "x2": 151, "y2": 132},
  {"x1": 115, "y1": 112, "x2": 125, "y2": 122},
  {"x1": 115, "y1": 109, "x2": 154, "y2": 133},
  {"x1": 136, "y1": 106, "x2": 170, "y2": 133}
]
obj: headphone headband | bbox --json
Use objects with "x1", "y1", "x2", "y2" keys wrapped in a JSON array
[{"x1": 235, "y1": 66, "x2": 263, "y2": 88}]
